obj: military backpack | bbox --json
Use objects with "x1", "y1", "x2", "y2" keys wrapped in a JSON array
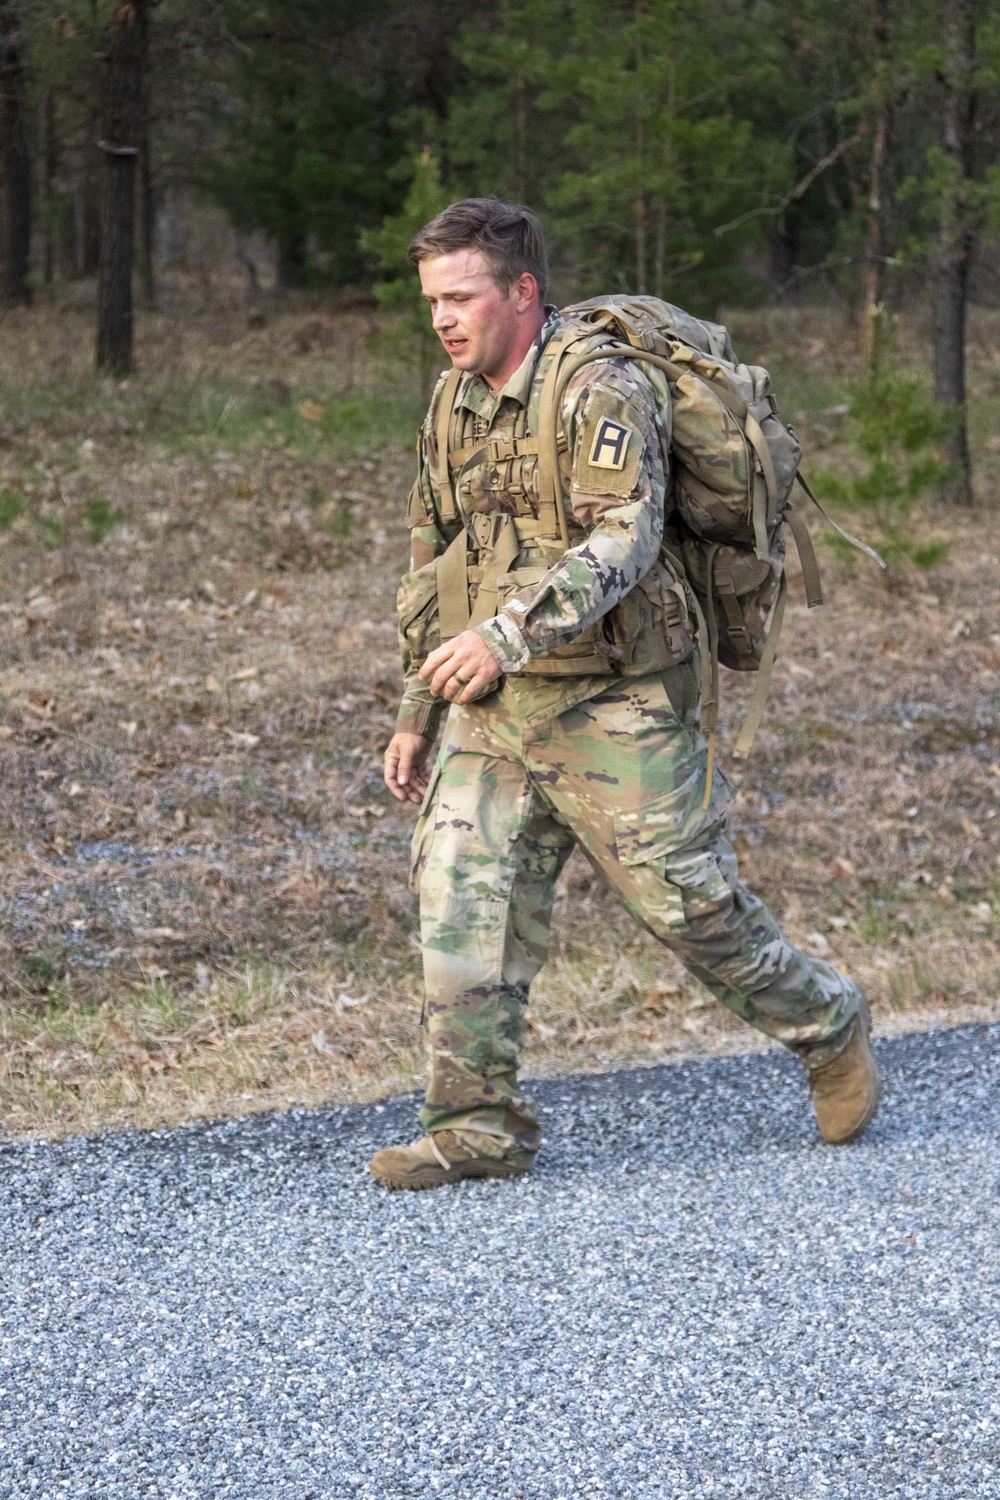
[{"x1": 402, "y1": 293, "x2": 880, "y2": 773}]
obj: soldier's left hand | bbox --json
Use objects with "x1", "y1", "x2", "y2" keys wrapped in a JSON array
[{"x1": 420, "y1": 630, "x2": 502, "y2": 703}]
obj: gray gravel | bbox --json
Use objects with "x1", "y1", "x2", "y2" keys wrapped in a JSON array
[{"x1": 2, "y1": 1024, "x2": 999, "y2": 1500}]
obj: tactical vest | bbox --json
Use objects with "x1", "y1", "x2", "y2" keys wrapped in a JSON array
[{"x1": 428, "y1": 320, "x2": 695, "y2": 679}]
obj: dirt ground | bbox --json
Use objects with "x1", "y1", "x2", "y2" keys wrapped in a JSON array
[{"x1": 1, "y1": 280, "x2": 998, "y2": 1137}]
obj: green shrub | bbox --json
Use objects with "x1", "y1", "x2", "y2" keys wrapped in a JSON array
[
  {"x1": 813, "y1": 313, "x2": 954, "y2": 571},
  {"x1": 0, "y1": 487, "x2": 24, "y2": 531},
  {"x1": 85, "y1": 497, "x2": 122, "y2": 544}
]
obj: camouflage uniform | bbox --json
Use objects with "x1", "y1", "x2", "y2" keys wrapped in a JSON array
[{"x1": 397, "y1": 309, "x2": 861, "y2": 1153}]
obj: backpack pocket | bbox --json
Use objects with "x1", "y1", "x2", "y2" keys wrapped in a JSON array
[
  {"x1": 681, "y1": 533, "x2": 782, "y2": 671},
  {"x1": 606, "y1": 559, "x2": 696, "y2": 676}
]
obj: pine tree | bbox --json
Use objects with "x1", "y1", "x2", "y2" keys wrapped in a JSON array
[{"x1": 360, "y1": 148, "x2": 451, "y2": 400}]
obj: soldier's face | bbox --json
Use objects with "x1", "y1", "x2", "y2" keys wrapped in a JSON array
[{"x1": 419, "y1": 249, "x2": 538, "y2": 378}]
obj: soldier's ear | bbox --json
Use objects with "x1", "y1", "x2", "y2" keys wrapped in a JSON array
[{"x1": 512, "y1": 272, "x2": 540, "y2": 310}]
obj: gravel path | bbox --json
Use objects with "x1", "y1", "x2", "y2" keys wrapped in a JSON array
[{"x1": 2, "y1": 1024, "x2": 999, "y2": 1500}]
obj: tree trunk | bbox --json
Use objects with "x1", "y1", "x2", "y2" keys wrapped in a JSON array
[
  {"x1": 634, "y1": 2, "x2": 646, "y2": 294},
  {"x1": 634, "y1": 196, "x2": 647, "y2": 294},
  {"x1": 137, "y1": 83, "x2": 155, "y2": 310},
  {"x1": 653, "y1": 197, "x2": 666, "y2": 299},
  {"x1": 96, "y1": 0, "x2": 147, "y2": 375},
  {"x1": 860, "y1": 0, "x2": 892, "y2": 365},
  {"x1": 39, "y1": 89, "x2": 57, "y2": 287},
  {"x1": 932, "y1": 0, "x2": 978, "y2": 506},
  {"x1": 0, "y1": 3, "x2": 32, "y2": 308},
  {"x1": 514, "y1": 75, "x2": 527, "y2": 202},
  {"x1": 277, "y1": 230, "x2": 307, "y2": 289},
  {"x1": 80, "y1": 104, "x2": 103, "y2": 276}
]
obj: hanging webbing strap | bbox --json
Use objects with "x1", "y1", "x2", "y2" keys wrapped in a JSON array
[
  {"x1": 695, "y1": 544, "x2": 722, "y2": 808},
  {"x1": 731, "y1": 571, "x2": 789, "y2": 761},
  {"x1": 437, "y1": 528, "x2": 472, "y2": 640},
  {"x1": 786, "y1": 504, "x2": 824, "y2": 608},
  {"x1": 435, "y1": 368, "x2": 463, "y2": 525},
  {"x1": 795, "y1": 471, "x2": 886, "y2": 570},
  {"x1": 468, "y1": 517, "x2": 522, "y2": 628}
]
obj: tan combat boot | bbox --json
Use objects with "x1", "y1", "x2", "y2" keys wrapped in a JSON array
[
  {"x1": 804, "y1": 1000, "x2": 882, "y2": 1144},
  {"x1": 369, "y1": 1129, "x2": 535, "y2": 1191}
]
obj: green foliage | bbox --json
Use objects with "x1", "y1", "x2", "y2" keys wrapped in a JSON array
[
  {"x1": 0, "y1": 488, "x2": 25, "y2": 531},
  {"x1": 813, "y1": 315, "x2": 953, "y2": 570},
  {"x1": 322, "y1": 497, "x2": 355, "y2": 539},
  {"x1": 446, "y1": 0, "x2": 779, "y2": 308},
  {"x1": 360, "y1": 150, "x2": 450, "y2": 309},
  {"x1": 0, "y1": 490, "x2": 120, "y2": 551},
  {"x1": 543, "y1": 0, "x2": 769, "y2": 305},
  {"x1": 193, "y1": 0, "x2": 414, "y2": 287},
  {"x1": 32, "y1": 513, "x2": 65, "y2": 548},
  {"x1": 84, "y1": 498, "x2": 121, "y2": 544},
  {"x1": 359, "y1": 150, "x2": 451, "y2": 398}
]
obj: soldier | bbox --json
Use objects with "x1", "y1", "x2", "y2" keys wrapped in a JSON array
[{"x1": 371, "y1": 198, "x2": 880, "y2": 1191}]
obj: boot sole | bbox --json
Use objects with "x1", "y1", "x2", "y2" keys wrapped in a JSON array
[{"x1": 371, "y1": 1159, "x2": 531, "y2": 1191}]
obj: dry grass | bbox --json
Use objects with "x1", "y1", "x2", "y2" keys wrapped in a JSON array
[{"x1": 1, "y1": 280, "x2": 998, "y2": 1138}]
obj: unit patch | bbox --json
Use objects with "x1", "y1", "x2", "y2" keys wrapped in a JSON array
[{"x1": 588, "y1": 418, "x2": 632, "y2": 471}]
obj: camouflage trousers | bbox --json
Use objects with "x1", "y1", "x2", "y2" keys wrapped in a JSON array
[{"x1": 410, "y1": 669, "x2": 861, "y2": 1150}]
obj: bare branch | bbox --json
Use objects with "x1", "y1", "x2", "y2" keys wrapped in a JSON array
[{"x1": 714, "y1": 133, "x2": 863, "y2": 237}]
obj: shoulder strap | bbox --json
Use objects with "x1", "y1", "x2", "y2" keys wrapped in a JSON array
[
  {"x1": 534, "y1": 324, "x2": 602, "y2": 547},
  {"x1": 434, "y1": 368, "x2": 463, "y2": 525}
]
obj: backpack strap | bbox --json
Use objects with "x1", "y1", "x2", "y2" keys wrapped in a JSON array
[
  {"x1": 434, "y1": 367, "x2": 463, "y2": 525},
  {"x1": 786, "y1": 503, "x2": 824, "y2": 608},
  {"x1": 449, "y1": 435, "x2": 542, "y2": 490},
  {"x1": 437, "y1": 527, "x2": 472, "y2": 639},
  {"x1": 731, "y1": 570, "x2": 789, "y2": 761},
  {"x1": 693, "y1": 544, "x2": 723, "y2": 808},
  {"x1": 536, "y1": 324, "x2": 601, "y2": 546},
  {"x1": 795, "y1": 470, "x2": 886, "y2": 570},
  {"x1": 743, "y1": 410, "x2": 779, "y2": 563}
]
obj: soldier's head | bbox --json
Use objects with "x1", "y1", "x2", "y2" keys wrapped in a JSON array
[{"x1": 409, "y1": 198, "x2": 548, "y2": 387}]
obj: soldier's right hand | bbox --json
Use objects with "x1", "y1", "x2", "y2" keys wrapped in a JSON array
[{"x1": 383, "y1": 732, "x2": 433, "y2": 805}]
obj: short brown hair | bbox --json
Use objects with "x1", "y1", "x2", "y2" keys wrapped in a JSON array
[{"x1": 408, "y1": 198, "x2": 548, "y2": 301}]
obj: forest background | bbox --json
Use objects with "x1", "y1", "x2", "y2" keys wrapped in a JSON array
[{"x1": 0, "y1": 0, "x2": 999, "y2": 1135}]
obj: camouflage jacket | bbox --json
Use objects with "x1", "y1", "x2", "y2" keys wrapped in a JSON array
[{"x1": 396, "y1": 307, "x2": 671, "y2": 737}]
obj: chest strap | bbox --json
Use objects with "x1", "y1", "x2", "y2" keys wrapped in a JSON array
[{"x1": 448, "y1": 435, "x2": 542, "y2": 470}]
